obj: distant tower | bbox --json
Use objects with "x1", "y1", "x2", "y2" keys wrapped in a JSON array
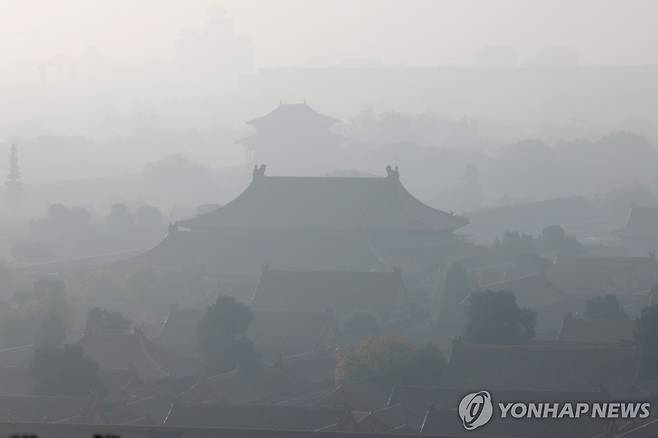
[
  {"x1": 6, "y1": 144, "x2": 22, "y2": 207},
  {"x1": 236, "y1": 102, "x2": 343, "y2": 173}
]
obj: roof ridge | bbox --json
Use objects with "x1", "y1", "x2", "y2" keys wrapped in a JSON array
[{"x1": 460, "y1": 341, "x2": 637, "y2": 351}]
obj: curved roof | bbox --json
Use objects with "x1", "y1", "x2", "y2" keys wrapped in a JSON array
[
  {"x1": 180, "y1": 170, "x2": 467, "y2": 233},
  {"x1": 442, "y1": 341, "x2": 639, "y2": 396},
  {"x1": 246, "y1": 103, "x2": 339, "y2": 129},
  {"x1": 251, "y1": 268, "x2": 404, "y2": 315},
  {"x1": 134, "y1": 229, "x2": 387, "y2": 275}
]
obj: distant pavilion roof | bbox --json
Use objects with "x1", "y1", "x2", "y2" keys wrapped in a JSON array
[
  {"x1": 246, "y1": 102, "x2": 340, "y2": 130},
  {"x1": 180, "y1": 166, "x2": 468, "y2": 233}
]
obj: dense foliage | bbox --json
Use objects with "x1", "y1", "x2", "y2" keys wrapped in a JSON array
[
  {"x1": 464, "y1": 290, "x2": 536, "y2": 344},
  {"x1": 336, "y1": 334, "x2": 445, "y2": 389},
  {"x1": 197, "y1": 295, "x2": 261, "y2": 373},
  {"x1": 29, "y1": 344, "x2": 106, "y2": 396}
]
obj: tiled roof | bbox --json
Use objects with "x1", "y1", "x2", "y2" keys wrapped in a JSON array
[
  {"x1": 278, "y1": 382, "x2": 389, "y2": 412},
  {"x1": 164, "y1": 403, "x2": 350, "y2": 431},
  {"x1": 158, "y1": 307, "x2": 337, "y2": 360},
  {"x1": 357, "y1": 404, "x2": 422, "y2": 433},
  {"x1": 77, "y1": 332, "x2": 170, "y2": 381},
  {"x1": 135, "y1": 229, "x2": 386, "y2": 275},
  {"x1": 480, "y1": 273, "x2": 568, "y2": 309},
  {"x1": 275, "y1": 349, "x2": 337, "y2": 386},
  {"x1": 388, "y1": 385, "x2": 609, "y2": 417},
  {"x1": 420, "y1": 407, "x2": 609, "y2": 437},
  {"x1": 157, "y1": 308, "x2": 203, "y2": 354},
  {"x1": 547, "y1": 256, "x2": 658, "y2": 296},
  {"x1": 180, "y1": 171, "x2": 467, "y2": 232},
  {"x1": 558, "y1": 315, "x2": 636, "y2": 343},
  {"x1": 252, "y1": 268, "x2": 406, "y2": 317},
  {"x1": 0, "y1": 344, "x2": 34, "y2": 368},
  {"x1": 179, "y1": 366, "x2": 313, "y2": 405},
  {"x1": 245, "y1": 103, "x2": 340, "y2": 129},
  {"x1": 246, "y1": 309, "x2": 336, "y2": 355},
  {"x1": 442, "y1": 341, "x2": 639, "y2": 396},
  {"x1": 0, "y1": 395, "x2": 96, "y2": 423}
]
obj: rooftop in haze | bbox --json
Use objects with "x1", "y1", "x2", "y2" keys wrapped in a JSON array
[{"x1": 180, "y1": 165, "x2": 468, "y2": 233}]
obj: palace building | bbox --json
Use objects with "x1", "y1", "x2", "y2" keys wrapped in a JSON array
[
  {"x1": 135, "y1": 165, "x2": 468, "y2": 301},
  {"x1": 237, "y1": 102, "x2": 344, "y2": 173}
]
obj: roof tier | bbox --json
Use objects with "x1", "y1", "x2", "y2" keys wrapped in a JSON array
[
  {"x1": 181, "y1": 167, "x2": 467, "y2": 233},
  {"x1": 135, "y1": 229, "x2": 386, "y2": 276},
  {"x1": 246, "y1": 103, "x2": 339, "y2": 130},
  {"x1": 252, "y1": 268, "x2": 405, "y2": 316}
]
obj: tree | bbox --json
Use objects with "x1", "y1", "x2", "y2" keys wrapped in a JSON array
[
  {"x1": 493, "y1": 231, "x2": 538, "y2": 259},
  {"x1": 438, "y1": 262, "x2": 471, "y2": 330},
  {"x1": 35, "y1": 313, "x2": 67, "y2": 347},
  {"x1": 584, "y1": 294, "x2": 627, "y2": 319},
  {"x1": 29, "y1": 344, "x2": 105, "y2": 396},
  {"x1": 197, "y1": 295, "x2": 259, "y2": 373},
  {"x1": 134, "y1": 205, "x2": 164, "y2": 228},
  {"x1": 32, "y1": 276, "x2": 71, "y2": 322},
  {"x1": 541, "y1": 225, "x2": 582, "y2": 255},
  {"x1": 342, "y1": 312, "x2": 380, "y2": 338},
  {"x1": 464, "y1": 290, "x2": 536, "y2": 344},
  {"x1": 335, "y1": 334, "x2": 445, "y2": 390},
  {"x1": 635, "y1": 305, "x2": 658, "y2": 378},
  {"x1": 106, "y1": 203, "x2": 134, "y2": 231},
  {"x1": 0, "y1": 277, "x2": 72, "y2": 348},
  {"x1": 86, "y1": 307, "x2": 132, "y2": 334},
  {"x1": 231, "y1": 337, "x2": 263, "y2": 373}
]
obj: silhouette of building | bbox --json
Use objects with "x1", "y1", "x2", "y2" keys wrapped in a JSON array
[
  {"x1": 157, "y1": 306, "x2": 337, "y2": 361},
  {"x1": 136, "y1": 166, "x2": 467, "y2": 291},
  {"x1": 251, "y1": 267, "x2": 410, "y2": 322},
  {"x1": 237, "y1": 103, "x2": 344, "y2": 173},
  {"x1": 558, "y1": 314, "x2": 635, "y2": 344}
]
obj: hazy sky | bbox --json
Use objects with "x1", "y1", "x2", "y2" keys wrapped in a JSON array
[{"x1": 1, "y1": 0, "x2": 657, "y2": 67}]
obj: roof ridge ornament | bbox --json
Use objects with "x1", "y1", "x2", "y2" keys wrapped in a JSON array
[
  {"x1": 385, "y1": 165, "x2": 399, "y2": 179},
  {"x1": 252, "y1": 164, "x2": 267, "y2": 180}
]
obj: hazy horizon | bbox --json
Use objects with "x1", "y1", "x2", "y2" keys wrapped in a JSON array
[
  {"x1": 1, "y1": 0, "x2": 658, "y2": 194},
  {"x1": 2, "y1": 0, "x2": 658, "y2": 68}
]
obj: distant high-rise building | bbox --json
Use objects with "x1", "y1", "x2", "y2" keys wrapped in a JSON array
[{"x1": 5, "y1": 144, "x2": 22, "y2": 207}]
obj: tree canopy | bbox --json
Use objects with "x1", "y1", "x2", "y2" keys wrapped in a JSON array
[
  {"x1": 197, "y1": 295, "x2": 260, "y2": 373},
  {"x1": 29, "y1": 344, "x2": 105, "y2": 396},
  {"x1": 35, "y1": 313, "x2": 67, "y2": 347},
  {"x1": 86, "y1": 307, "x2": 132, "y2": 334},
  {"x1": 336, "y1": 334, "x2": 445, "y2": 390},
  {"x1": 464, "y1": 290, "x2": 536, "y2": 344}
]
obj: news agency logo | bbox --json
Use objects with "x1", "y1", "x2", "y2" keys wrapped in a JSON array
[
  {"x1": 457, "y1": 389, "x2": 652, "y2": 432},
  {"x1": 458, "y1": 390, "x2": 493, "y2": 430}
]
